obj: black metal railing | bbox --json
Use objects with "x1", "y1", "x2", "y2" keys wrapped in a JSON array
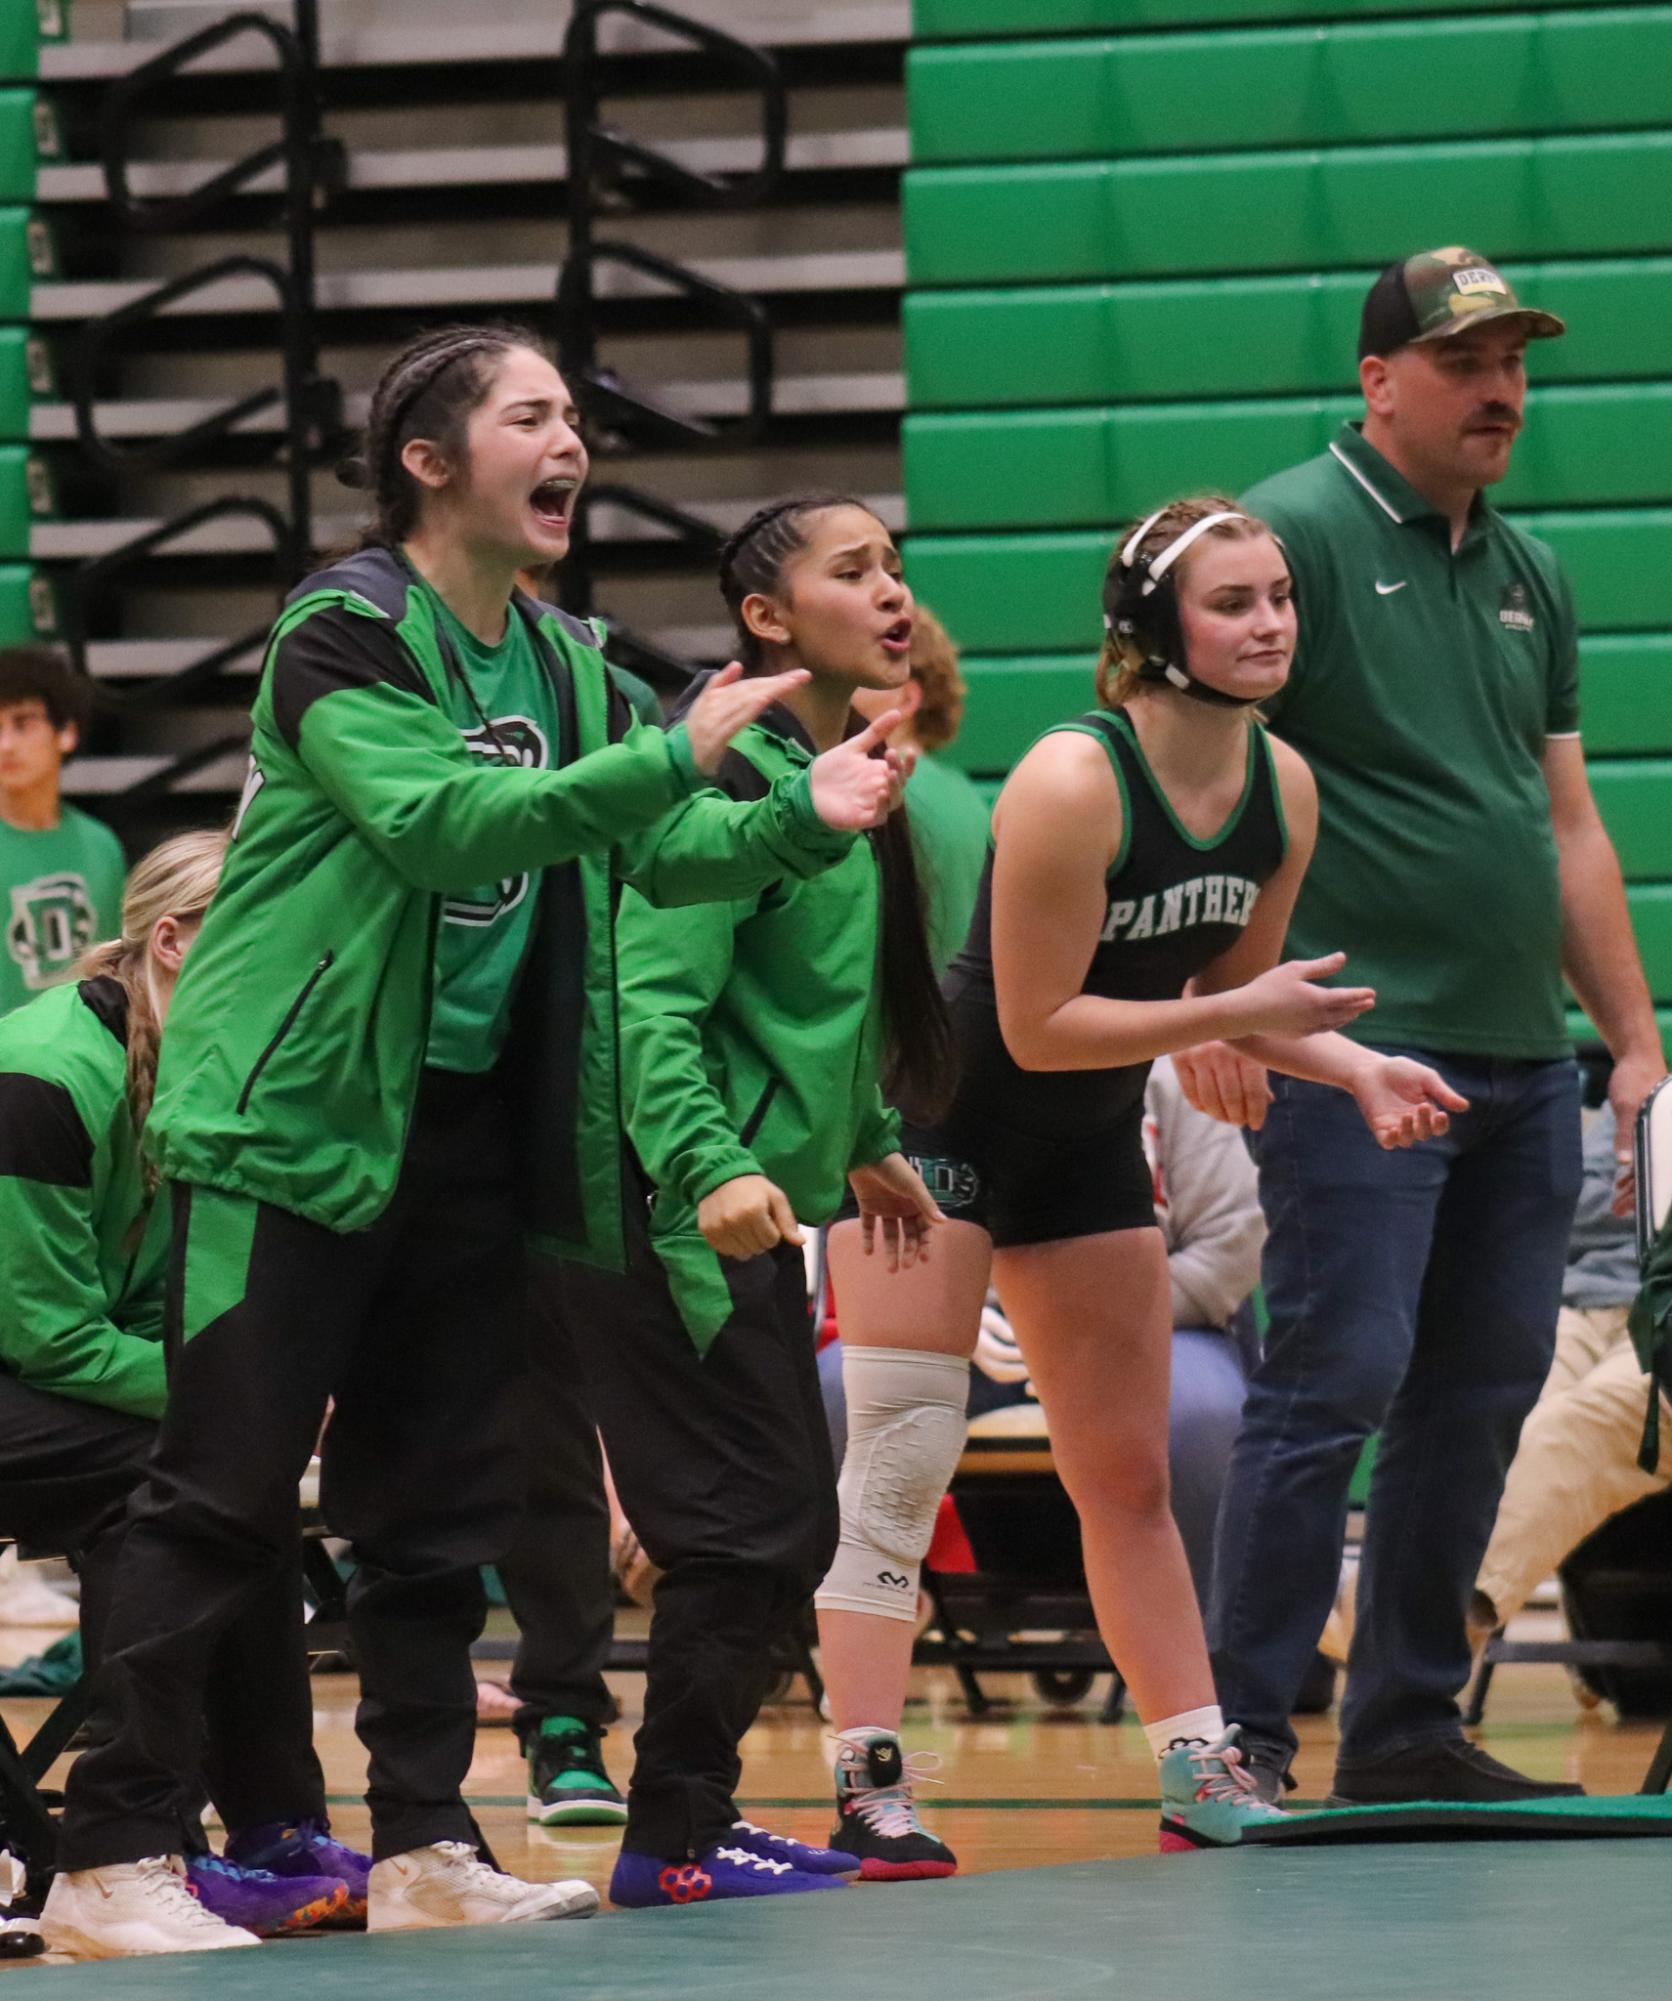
[
  {"x1": 64, "y1": 0, "x2": 341, "y2": 750},
  {"x1": 554, "y1": 0, "x2": 785, "y2": 631}
]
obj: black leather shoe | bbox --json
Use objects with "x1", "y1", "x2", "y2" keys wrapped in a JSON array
[{"x1": 1329, "y1": 1737, "x2": 1584, "y2": 1807}]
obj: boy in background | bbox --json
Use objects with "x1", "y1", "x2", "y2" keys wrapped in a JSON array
[{"x1": 0, "y1": 646, "x2": 125, "y2": 1017}]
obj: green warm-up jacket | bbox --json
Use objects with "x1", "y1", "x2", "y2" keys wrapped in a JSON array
[
  {"x1": 0, "y1": 977, "x2": 168, "y2": 1418},
  {"x1": 617, "y1": 696, "x2": 902, "y2": 1348},
  {"x1": 146, "y1": 548, "x2": 854, "y2": 1269}
]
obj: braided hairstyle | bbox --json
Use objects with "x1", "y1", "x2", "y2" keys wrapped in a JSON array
[
  {"x1": 718, "y1": 495, "x2": 958, "y2": 1120},
  {"x1": 340, "y1": 322, "x2": 554, "y2": 546},
  {"x1": 77, "y1": 827, "x2": 228, "y2": 1185}
]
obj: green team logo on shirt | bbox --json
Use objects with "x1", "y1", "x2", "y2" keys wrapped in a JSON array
[
  {"x1": 442, "y1": 715, "x2": 550, "y2": 927},
  {"x1": 6, "y1": 870, "x2": 97, "y2": 990},
  {"x1": 1101, "y1": 873, "x2": 1260, "y2": 944},
  {"x1": 1499, "y1": 583, "x2": 1536, "y2": 635}
]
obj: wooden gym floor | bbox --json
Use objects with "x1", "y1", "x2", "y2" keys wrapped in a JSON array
[{"x1": 1, "y1": 1609, "x2": 1664, "y2": 1996}]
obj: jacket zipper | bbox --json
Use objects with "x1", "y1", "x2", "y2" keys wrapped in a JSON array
[
  {"x1": 236, "y1": 952, "x2": 335, "y2": 1115},
  {"x1": 739, "y1": 1075, "x2": 780, "y2": 1148}
]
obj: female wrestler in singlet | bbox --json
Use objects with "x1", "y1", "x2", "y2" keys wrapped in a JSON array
[{"x1": 811, "y1": 494, "x2": 1468, "y2": 1871}]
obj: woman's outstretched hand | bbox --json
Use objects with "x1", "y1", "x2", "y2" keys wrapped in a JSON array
[
  {"x1": 1234, "y1": 953, "x2": 1376, "y2": 1038},
  {"x1": 847, "y1": 1152, "x2": 946, "y2": 1272},
  {"x1": 684, "y1": 661, "x2": 810, "y2": 776},
  {"x1": 1351, "y1": 1056, "x2": 1470, "y2": 1150}
]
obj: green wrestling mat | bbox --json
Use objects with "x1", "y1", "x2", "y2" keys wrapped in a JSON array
[
  {"x1": 1240, "y1": 1792, "x2": 1672, "y2": 1845},
  {"x1": 27, "y1": 1843, "x2": 1670, "y2": 2001}
]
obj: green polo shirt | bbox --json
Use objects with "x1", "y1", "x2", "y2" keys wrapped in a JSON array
[{"x1": 1242, "y1": 423, "x2": 1579, "y2": 1060}]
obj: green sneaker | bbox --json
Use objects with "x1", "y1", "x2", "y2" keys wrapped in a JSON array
[
  {"x1": 525, "y1": 1716, "x2": 627, "y2": 1827},
  {"x1": 1157, "y1": 1727, "x2": 1285, "y2": 1851}
]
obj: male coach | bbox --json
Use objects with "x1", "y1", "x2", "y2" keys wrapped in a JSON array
[{"x1": 1185, "y1": 247, "x2": 1666, "y2": 1804}]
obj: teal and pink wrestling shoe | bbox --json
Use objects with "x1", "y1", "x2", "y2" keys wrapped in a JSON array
[
  {"x1": 223, "y1": 1817, "x2": 371, "y2": 1924},
  {"x1": 729, "y1": 1819, "x2": 858, "y2": 1878},
  {"x1": 184, "y1": 1853, "x2": 348, "y2": 1935},
  {"x1": 610, "y1": 1843, "x2": 849, "y2": 1908},
  {"x1": 1158, "y1": 1727, "x2": 1286, "y2": 1851}
]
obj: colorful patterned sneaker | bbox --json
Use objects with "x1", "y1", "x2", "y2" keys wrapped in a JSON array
[
  {"x1": 185, "y1": 1853, "x2": 349, "y2": 1936},
  {"x1": 224, "y1": 1816, "x2": 371, "y2": 1925},
  {"x1": 526, "y1": 1715, "x2": 628, "y2": 1827},
  {"x1": 41, "y1": 1857, "x2": 260, "y2": 1959},
  {"x1": 829, "y1": 1729, "x2": 957, "y2": 1881},
  {"x1": 1158, "y1": 1727, "x2": 1286, "y2": 1851},
  {"x1": 728, "y1": 1819, "x2": 858, "y2": 1878},
  {"x1": 610, "y1": 1844, "x2": 848, "y2": 1909},
  {"x1": 367, "y1": 1842, "x2": 598, "y2": 1929}
]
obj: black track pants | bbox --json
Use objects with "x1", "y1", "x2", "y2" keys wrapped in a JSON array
[
  {"x1": 59, "y1": 1068, "x2": 527, "y2": 1870},
  {"x1": 499, "y1": 1275, "x2": 615, "y2": 1741},
  {"x1": 558, "y1": 1217, "x2": 838, "y2": 1859}
]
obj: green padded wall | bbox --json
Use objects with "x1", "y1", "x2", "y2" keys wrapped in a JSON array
[
  {"x1": 903, "y1": 0, "x2": 1672, "y2": 1032},
  {"x1": 914, "y1": 0, "x2": 1613, "y2": 32},
  {"x1": 910, "y1": 13, "x2": 1672, "y2": 163}
]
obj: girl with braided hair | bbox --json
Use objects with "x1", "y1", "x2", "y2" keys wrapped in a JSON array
[
  {"x1": 45, "y1": 329, "x2": 901, "y2": 1961},
  {"x1": 554, "y1": 495, "x2": 949, "y2": 1909}
]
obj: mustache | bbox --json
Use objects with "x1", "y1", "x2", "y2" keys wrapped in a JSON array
[{"x1": 1468, "y1": 404, "x2": 1521, "y2": 430}]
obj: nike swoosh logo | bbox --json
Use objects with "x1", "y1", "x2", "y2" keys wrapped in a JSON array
[{"x1": 1375, "y1": 580, "x2": 1408, "y2": 595}]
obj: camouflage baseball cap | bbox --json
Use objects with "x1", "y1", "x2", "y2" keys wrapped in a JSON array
[{"x1": 1358, "y1": 247, "x2": 1566, "y2": 359}]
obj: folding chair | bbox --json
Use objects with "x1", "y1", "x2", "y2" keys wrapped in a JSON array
[{"x1": 918, "y1": 1404, "x2": 1126, "y2": 1722}]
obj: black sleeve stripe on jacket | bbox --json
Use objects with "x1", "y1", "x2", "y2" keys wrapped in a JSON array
[
  {"x1": 0, "y1": 1073, "x2": 94, "y2": 1187},
  {"x1": 286, "y1": 547, "x2": 410, "y2": 620},
  {"x1": 77, "y1": 976, "x2": 130, "y2": 1048},
  {"x1": 270, "y1": 601, "x2": 436, "y2": 752},
  {"x1": 716, "y1": 746, "x2": 773, "y2": 805}
]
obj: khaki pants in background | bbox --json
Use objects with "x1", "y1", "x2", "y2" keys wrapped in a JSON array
[{"x1": 1476, "y1": 1304, "x2": 1672, "y2": 1626}]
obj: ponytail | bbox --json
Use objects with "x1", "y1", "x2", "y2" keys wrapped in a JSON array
[
  {"x1": 79, "y1": 827, "x2": 227, "y2": 1175},
  {"x1": 872, "y1": 803, "x2": 958, "y2": 1121}
]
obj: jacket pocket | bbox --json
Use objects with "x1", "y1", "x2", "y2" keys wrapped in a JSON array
[
  {"x1": 236, "y1": 951, "x2": 335, "y2": 1115},
  {"x1": 738, "y1": 1074, "x2": 781, "y2": 1149}
]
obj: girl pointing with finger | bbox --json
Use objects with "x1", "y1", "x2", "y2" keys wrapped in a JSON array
[
  {"x1": 45, "y1": 332, "x2": 895, "y2": 1961},
  {"x1": 554, "y1": 496, "x2": 952, "y2": 1909}
]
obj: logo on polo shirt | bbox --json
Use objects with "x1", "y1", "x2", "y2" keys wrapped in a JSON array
[{"x1": 1499, "y1": 583, "x2": 1536, "y2": 634}]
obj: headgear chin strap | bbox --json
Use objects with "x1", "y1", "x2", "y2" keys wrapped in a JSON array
[{"x1": 1103, "y1": 508, "x2": 1263, "y2": 710}]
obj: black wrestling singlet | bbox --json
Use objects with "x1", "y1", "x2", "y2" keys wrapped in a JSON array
[{"x1": 943, "y1": 708, "x2": 1288, "y2": 1132}]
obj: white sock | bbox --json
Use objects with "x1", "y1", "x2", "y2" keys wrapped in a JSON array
[{"x1": 1143, "y1": 1705, "x2": 1225, "y2": 1763}]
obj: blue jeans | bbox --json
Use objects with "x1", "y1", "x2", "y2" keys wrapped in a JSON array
[
  {"x1": 817, "y1": 1324, "x2": 1250, "y2": 1612},
  {"x1": 1208, "y1": 1048, "x2": 1582, "y2": 1768}
]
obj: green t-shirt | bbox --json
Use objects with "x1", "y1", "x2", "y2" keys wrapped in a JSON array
[
  {"x1": 422, "y1": 589, "x2": 562, "y2": 1073},
  {"x1": 1243, "y1": 423, "x2": 1580, "y2": 1060},
  {"x1": 0, "y1": 806, "x2": 127, "y2": 1017},
  {"x1": 907, "y1": 751, "x2": 993, "y2": 973}
]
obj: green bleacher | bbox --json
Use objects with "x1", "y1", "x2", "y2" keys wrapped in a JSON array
[
  {"x1": 0, "y1": 9, "x2": 58, "y2": 646},
  {"x1": 902, "y1": 0, "x2": 1672, "y2": 1044}
]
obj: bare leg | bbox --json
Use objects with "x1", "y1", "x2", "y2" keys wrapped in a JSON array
[
  {"x1": 815, "y1": 1218, "x2": 991, "y2": 1733},
  {"x1": 995, "y1": 1228, "x2": 1215, "y2": 1723}
]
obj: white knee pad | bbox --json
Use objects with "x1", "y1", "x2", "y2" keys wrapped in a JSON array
[{"x1": 816, "y1": 1346, "x2": 970, "y2": 1623}]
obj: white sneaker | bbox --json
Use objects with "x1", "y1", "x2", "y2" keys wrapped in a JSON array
[
  {"x1": 40, "y1": 1856, "x2": 260, "y2": 1959},
  {"x1": 367, "y1": 1842, "x2": 599, "y2": 1930}
]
